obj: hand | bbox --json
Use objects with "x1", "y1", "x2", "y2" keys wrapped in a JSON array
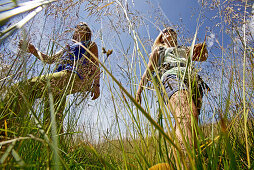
[
  {"x1": 91, "y1": 85, "x2": 100, "y2": 100},
  {"x1": 135, "y1": 92, "x2": 141, "y2": 104},
  {"x1": 18, "y1": 40, "x2": 37, "y2": 54},
  {"x1": 192, "y1": 43, "x2": 208, "y2": 62}
]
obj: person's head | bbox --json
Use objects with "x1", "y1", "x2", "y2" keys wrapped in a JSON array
[
  {"x1": 161, "y1": 27, "x2": 177, "y2": 47},
  {"x1": 152, "y1": 27, "x2": 177, "y2": 50},
  {"x1": 72, "y1": 22, "x2": 92, "y2": 41}
]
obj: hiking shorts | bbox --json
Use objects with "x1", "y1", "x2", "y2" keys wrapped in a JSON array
[
  {"x1": 162, "y1": 74, "x2": 204, "y2": 113},
  {"x1": 162, "y1": 74, "x2": 188, "y2": 99}
]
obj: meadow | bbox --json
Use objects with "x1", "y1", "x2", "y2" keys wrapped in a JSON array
[{"x1": 0, "y1": 0, "x2": 253, "y2": 169}]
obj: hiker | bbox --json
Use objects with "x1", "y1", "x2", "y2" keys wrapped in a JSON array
[
  {"x1": 2, "y1": 22, "x2": 100, "y2": 134},
  {"x1": 136, "y1": 27, "x2": 208, "y2": 152}
]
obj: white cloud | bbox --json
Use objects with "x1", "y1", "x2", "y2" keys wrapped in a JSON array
[
  {"x1": 233, "y1": 3, "x2": 254, "y2": 53},
  {"x1": 241, "y1": 3, "x2": 254, "y2": 45},
  {"x1": 207, "y1": 33, "x2": 215, "y2": 48},
  {"x1": 248, "y1": 3, "x2": 254, "y2": 37}
]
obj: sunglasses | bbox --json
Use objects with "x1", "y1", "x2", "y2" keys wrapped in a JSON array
[
  {"x1": 162, "y1": 28, "x2": 175, "y2": 34},
  {"x1": 75, "y1": 22, "x2": 88, "y2": 29}
]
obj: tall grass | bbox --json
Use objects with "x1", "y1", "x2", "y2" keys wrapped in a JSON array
[{"x1": 1, "y1": 0, "x2": 254, "y2": 169}]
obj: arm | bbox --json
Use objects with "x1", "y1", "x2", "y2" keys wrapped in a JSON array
[
  {"x1": 136, "y1": 48, "x2": 159, "y2": 103},
  {"x1": 90, "y1": 42, "x2": 100, "y2": 100},
  {"x1": 19, "y1": 40, "x2": 64, "y2": 64},
  {"x1": 188, "y1": 42, "x2": 208, "y2": 62},
  {"x1": 152, "y1": 32, "x2": 163, "y2": 50}
]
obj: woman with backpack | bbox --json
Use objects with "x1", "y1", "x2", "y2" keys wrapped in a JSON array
[
  {"x1": 22, "y1": 22, "x2": 100, "y2": 100},
  {"x1": 3, "y1": 22, "x2": 100, "y2": 134},
  {"x1": 136, "y1": 27, "x2": 209, "y2": 155}
]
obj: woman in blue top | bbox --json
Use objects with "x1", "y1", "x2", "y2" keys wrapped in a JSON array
[
  {"x1": 136, "y1": 27, "x2": 208, "y2": 153},
  {"x1": 23, "y1": 22, "x2": 100, "y2": 99},
  {"x1": 13, "y1": 22, "x2": 100, "y2": 132}
]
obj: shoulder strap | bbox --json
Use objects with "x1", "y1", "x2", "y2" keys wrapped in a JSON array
[
  {"x1": 158, "y1": 46, "x2": 166, "y2": 67},
  {"x1": 81, "y1": 40, "x2": 91, "y2": 47}
]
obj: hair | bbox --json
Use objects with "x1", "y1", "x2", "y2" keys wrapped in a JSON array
[
  {"x1": 151, "y1": 27, "x2": 177, "y2": 51},
  {"x1": 73, "y1": 22, "x2": 92, "y2": 41}
]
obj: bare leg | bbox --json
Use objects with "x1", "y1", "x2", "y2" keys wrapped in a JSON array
[
  {"x1": 168, "y1": 90, "x2": 199, "y2": 150},
  {"x1": 43, "y1": 94, "x2": 66, "y2": 134},
  {"x1": 1, "y1": 71, "x2": 78, "y2": 138},
  {"x1": 30, "y1": 70, "x2": 79, "y2": 134}
]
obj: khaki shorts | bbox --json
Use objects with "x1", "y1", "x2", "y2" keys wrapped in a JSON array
[
  {"x1": 162, "y1": 74, "x2": 203, "y2": 114},
  {"x1": 28, "y1": 70, "x2": 93, "y2": 97}
]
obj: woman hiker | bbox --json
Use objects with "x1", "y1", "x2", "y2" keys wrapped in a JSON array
[
  {"x1": 136, "y1": 27, "x2": 209, "y2": 166},
  {"x1": 1, "y1": 22, "x2": 100, "y2": 136}
]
